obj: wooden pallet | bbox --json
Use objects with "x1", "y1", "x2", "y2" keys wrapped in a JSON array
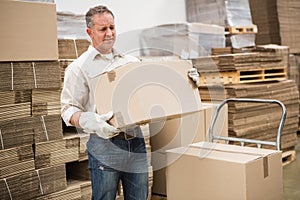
[
  {"x1": 199, "y1": 66, "x2": 287, "y2": 85},
  {"x1": 225, "y1": 25, "x2": 258, "y2": 34},
  {"x1": 282, "y1": 150, "x2": 296, "y2": 166},
  {"x1": 151, "y1": 194, "x2": 167, "y2": 200}
]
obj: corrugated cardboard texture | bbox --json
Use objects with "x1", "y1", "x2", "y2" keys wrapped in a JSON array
[{"x1": 0, "y1": 1, "x2": 58, "y2": 61}]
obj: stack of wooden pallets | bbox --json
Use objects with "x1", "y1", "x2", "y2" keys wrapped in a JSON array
[{"x1": 194, "y1": 44, "x2": 288, "y2": 85}]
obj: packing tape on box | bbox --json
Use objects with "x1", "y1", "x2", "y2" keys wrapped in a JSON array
[
  {"x1": 3, "y1": 178, "x2": 13, "y2": 200},
  {"x1": 35, "y1": 169, "x2": 44, "y2": 195},
  {"x1": 107, "y1": 70, "x2": 117, "y2": 82},
  {"x1": 32, "y1": 62, "x2": 37, "y2": 88},
  {"x1": 41, "y1": 116, "x2": 49, "y2": 141},
  {"x1": 0, "y1": 129, "x2": 4, "y2": 150}
]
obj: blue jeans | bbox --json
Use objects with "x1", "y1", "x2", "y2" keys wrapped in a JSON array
[{"x1": 87, "y1": 130, "x2": 149, "y2": 200}]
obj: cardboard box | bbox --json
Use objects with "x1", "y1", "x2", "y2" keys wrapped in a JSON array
[
  {"x1": 0, "y1": 1, "x2": 58, "y2": 61},
  {"x1": 150, "y1": 103, "x2": 228, "y2": 152},
  {"x1": 150, "y1": 103, "x2": 228, "y2": 195},
  {"x1": 95, "y1": 60, "x2": 202, "y2": 129},
  {"x1": 166, "y1": 142, "x2": 283, "y2": 200}
]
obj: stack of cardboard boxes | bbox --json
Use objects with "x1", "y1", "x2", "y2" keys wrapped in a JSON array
[{"x1": 0, "y1": 1, "x2": 91, "y2": 199}]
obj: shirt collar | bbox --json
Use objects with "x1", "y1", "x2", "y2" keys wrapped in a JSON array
[{"x1": 87, "y1": 45, "x2": 124, "y2": 61}]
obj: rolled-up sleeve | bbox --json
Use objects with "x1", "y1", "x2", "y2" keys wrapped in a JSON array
[{"x1": 61, "y1": 63, "x2": 89, "y2": 126}]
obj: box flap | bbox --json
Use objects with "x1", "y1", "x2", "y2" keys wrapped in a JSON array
[
  {"x1": 166, "y1": 144, "x2": 263, "y2": 164},
  {"x1": 190, "y1": 142, "x2": 280, "y2": 157}
]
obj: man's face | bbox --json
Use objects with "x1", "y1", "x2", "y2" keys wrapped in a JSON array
[{"x1": 87, "y1": 12, "x2": 116, "y2": 54}]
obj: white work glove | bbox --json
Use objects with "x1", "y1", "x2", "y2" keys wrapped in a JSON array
[
  {"x1": 79, "y1": 111, "x2": 119, "y2": 139},
  {"x1": 188, "y1": 68, "x2": 200, "y2": 87}
]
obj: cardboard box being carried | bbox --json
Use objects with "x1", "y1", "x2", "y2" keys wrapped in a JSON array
[
  {"x1": 166, "y1": 142, "x2": 283, "y2": 200},
  {"x1": 95, "y1": 60, "x2": 202, "y2": 129},
  {"x1": 0, "y1": 1, "x2": 58, "y2": 61}
]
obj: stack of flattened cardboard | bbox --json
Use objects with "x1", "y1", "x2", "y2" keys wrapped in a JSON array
[
  {"x1": 0, "y1": 117, "x2": 35, "y2": 150},
  {"x1": 33, "y1": 115, "x2": 64, "y2": 143},
  {"x1": 0, "y1": 1, "x2": 72, "y2": 199},
  {"x1": 58, "y1": 38, "x2": 90, "y2": 87},
  {"x1": 0, "y1": 61, "x2": 61, "y2": 91},
  {"x1": 0, "y1": 115, "x2": 63, "y2": 151},
  {"x1": 58, "y1": 37, "x2": 93, "y2": 198},
  {"x1": 288, "y1": 55, "x2": 300, "y2": 91},
  {"x1": 200, "y1": 80, "x2": 299, "y2": 150},
  {"x1": 32, "y1": 89, "x2": 61, "y2": 116},
  {"x1": 197, "y1": 44, "x2": 298, "y2": 150},
  {"x1": 249, "y1": 0, "x2": 300, "y2": 53},
  {"x1": 63, "y1": 128, "x2": 89, "y2": 161},
  {"x1": 35, "y1": 137, "x2": 79, "y2": 169},
  {"x1": 35, "y1": 180, "x2": 91, "y2": 200},
  {"x1": 193, "y1": 44, "x2": 288, "y2": 85},
  {"x1": 0, "y1": 145, "x2": 34, "y2": 179},
  {"x1": 288, "y1": 54, "x2": 300, "y2": 126},
  {"x1": 58, "y1": 39, "x2": 90, "y2": 60},
  {"x1": 0, "y1": 165, "x2": 67, "y2": 200}
]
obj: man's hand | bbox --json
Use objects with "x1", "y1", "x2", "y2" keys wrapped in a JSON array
[
  {"x1": 79, "y1": 111, "x2": 119, "y2": 139},
  {"x1": 188, "y1": 68, "x2": 200, "y2": 87}
]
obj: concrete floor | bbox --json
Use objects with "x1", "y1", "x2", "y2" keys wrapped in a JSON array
[{"x1": 283, "y1": 134, "x2": 300, "y2": 200}]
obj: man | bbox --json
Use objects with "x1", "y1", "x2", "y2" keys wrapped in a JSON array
[{"x1": 61, "y1": 5, "x2": 149, "y2": 200}]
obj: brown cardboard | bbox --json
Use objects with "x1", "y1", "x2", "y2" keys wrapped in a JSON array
[
  {"x1": 150, "y1": 103, "x2": 228, "y2": 195},
  {"x1": 95, "y1": 60, "x2": 202, "y2": 129},
  {"x1": 166, "y1": 142, "x2": 283, "y2": 200},
  {"x1": 150, "y1": 103, "x2": 228, "y2": 152},
  {"x1": 0, "y1": 1, "x2": 58, "y2": 61}
]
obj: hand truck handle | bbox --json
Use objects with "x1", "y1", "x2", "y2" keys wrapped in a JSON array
[{"x1": 209, "y1": 98, "x2": 287, "y2": 150}]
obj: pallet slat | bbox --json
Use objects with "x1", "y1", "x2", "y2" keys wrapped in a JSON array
[
  {"x1": 199, "y1": 66, "x2": 287, "y2": 85},
  {"x1": 282, "y1": 150, "x2": 296, "y2": 166},
  {"x1": 225, "y1": 25, "x2": 258, "y2": 34}
]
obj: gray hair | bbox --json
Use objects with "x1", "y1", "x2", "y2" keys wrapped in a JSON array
[{"x1": 85, "y1": 5, "x2": 114, "y2": 28}]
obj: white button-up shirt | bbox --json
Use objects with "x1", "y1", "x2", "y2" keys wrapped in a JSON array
[{"x1": 61, "y1": 45, "x2": 140, "y2": 126}]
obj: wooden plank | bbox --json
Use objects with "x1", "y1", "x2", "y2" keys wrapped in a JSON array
[
  {"x1": 225, "y1": 25, "x2": 258, "y2": 34},
  {"x1": 199, "y1": 66, "x2": 287, "y2": 85},
  {"x1": 282, "y1": 150, "x2": 296, "y2": 166}
]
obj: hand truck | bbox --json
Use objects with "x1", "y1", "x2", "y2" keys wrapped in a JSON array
[{"x1": 209, "y1": 98, "x2": 287, "y2": 151}]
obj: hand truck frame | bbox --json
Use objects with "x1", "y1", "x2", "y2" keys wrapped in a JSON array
[{"x1": 209, "y1": 98, "x2": 287, "y2": 151}]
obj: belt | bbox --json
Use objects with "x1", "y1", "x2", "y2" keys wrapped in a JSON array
[{"x1": 112, "y1": 132, "x2": 136, "y2": 140}]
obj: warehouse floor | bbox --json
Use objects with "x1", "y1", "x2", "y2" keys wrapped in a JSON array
[{"x1": 283, "y1": 133, "x2": 300, "y2": 200}]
